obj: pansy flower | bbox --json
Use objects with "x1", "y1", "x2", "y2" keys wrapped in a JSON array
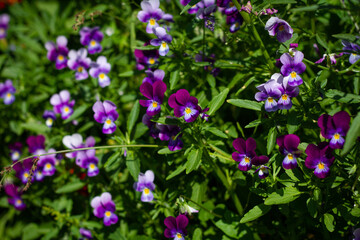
[
  {"x1": 37, "y1": 148, "x2": 57, "y2": 177},
  {"x1": 140, "y1": 81, "x2": 167, "y2": 116},
  {"x1": 273, "y1": 73, "x2": 299, "y2": 110},
  {"x1": 277, "y1": 134, "x2": 301, "y2": 169},
  {"x1": 254, "y1": 79, "x2": 282, "y2": 112},
  {"x1": 26, "y1": 135, "x2": 45, "y2": 155},
  {"x1": 232, "y1": 137, "x2": 269, "y2": 171},
  {"x1": 9, "y1": 142, "x2": 22, "y2": 161},
  {"x1": 92, "y1": 100, "x2": 119, "y2": 134},
  {"x1": 318, "y1": 111, "x2": 350, "y2": 149},
  {"x1": 342, "y1": 40, "x2": 360, "y2": 64},
  {"x1": 142, "y1": 114, "x2": 160, "y2": 139},
  {"x1": 43, "y1": 110, "x2": 56, "y2": 128},
  {"x1": 134, "y1": 170, "x2": 156, "y2": 202},
  {"x1": 142, "y1": 69, "x2": 164, "y2": 85},
  {"x1": 50, "y1": 90, "x2": 75, "y2": 120},
  {"x1": 45, "y1": 36, "x2": 69, "y2": 69},
  {"x1": 4, "y1": 183, "x2": 26, "y2": 211},
  {"x1": 63, "y1": 133, "x2": 95, "y2": 158},
  {"x1": 226, "y1": 12, "x2": 243, "y2": 33},
  {"x1": 67, "y1": 48, "x2": 92, "y2": 80},
  {"x1": 150, "y1": 27, "x2": 172, "y2": 56},
  {"x1": 0, "y1": 79, "x2": 15, "y2": 105},
  {"x1": 305, "y1": 142, "x2": 334, "y2": 178},
  {"x1": 79, "y1": 228, "x2": 93, "y2": 240},
  {"x1": 13, "y1": 158, "x2": 34, "y2": 185},
  {"x1": 168, "y1": 89, "x2": 201, "y2": 122},
  {"x1": 164, "y1": 215, "x2": 188, "y2": 240},
  {"x1": 217, "y1": 0, "x2": 237, "y2": 15},
  {"x1": 134, "y1": 44, "x2": 159, "y2": 70},
  {"x1": 280, "y1": 51, "x2": 306, "y2": 87},
  {"x1": 196, "y1": 0, "x2": 217, "y2": 20},
  {"x1": 91, "y1": 192, "x2": 118, "y2": 226},
  {"x1": 89, "y1": 56, "x2": 111, "y2": 88},
  {"x1": 76, "y1": 149, "x2": 99, "y2": 177},
  {"x1": 353, "y1": 228, "x2": 360, "y2": 240},
  {"x1": 137, "y1": 0, "x2": 164, "y2": 34},
  {"x1": 315, "y1": 53, "x2": 343, "y2": 65},
  {"x1": 265, "y1": 17, "x2": 293, "y2": 42},
  {"x1": 0, "y1": 14, "x2": 10, "y2": 39},
  {"x1": 80, "y1": 27, "x2": 104, "y2": 54},
  {"x1": 156, "y1": 123, "x2": 184, "y2": 151},
  {"x1": 254, "y1": 165, "x2": 270, "y2": 179},
  {"x1": 180, "y1": 0, "x2": 201, "y2": 14}
]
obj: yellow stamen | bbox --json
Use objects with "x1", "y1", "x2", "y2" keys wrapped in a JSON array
[
  {"x1": 77, "y1": 67, "x2": 83, "y2": 72},
  {"x1": 282, "y1": 94, "x2": 288, "y2": 100},
  {"x1": 99, "y1": 73, "x2": 105, "y2": 79},
  {"x1": 16, "y1": 199, "x2": 22, "y2": 205},
  {"x1": 290, "y1": 71, "x2": 297, "y2": 78},
  {"x1": 46, "y1": 118, "x2": 53, "y2": 125},
  {"x1": 6, "y1": 93, "x2": 11, "y2": 98},
  {"x1": 64, "y1": 107, "x2": 70, "y2": 113},
  {"x1": 278, "y1": 25, "x2": 285, "y2": 31},
  {"x1": 287, "y1": 153, "x2": 293, "y2": 160},
  {"x1": 149, "y1": 18, "x2": 156, "y2": 26},
  {"x1": 334, "y1": 133, "x2": 340, "y2": 140},
  {"x1": 58, "y1": 55, "x2": 64, "y2": 61},
  {"x1": 352, "y1": 53, "x2": 357, "y2": 56},
  {"x1": 176, "y1": 233, "x2": 182, "y2": 238},
  {"x1": 45, "y1": 163, "x2": 52, "y2": 169},
  {"x1": 185, "y1": 107, "x2": 191, "y2": 114},
  {"x1": 106, "y1": 119, "x2": 112, "y2": 125},
  {"x1": 105, "y1": 211, "x2": 111, "y2": 217},
  {"x1": 149, "y1": 58, "x2": 155, "y2": 64},
  {"x1": 318, "y1": 162, "x2": 325, "y2": 170},
  {"x1": 161, "y1": 42, "x2": 167, "y2": 48},
  {"x1": 267, "y1": 97, "x2": 273, "y2": 103},
  {"x1": 152, "y1": 101, "x2": 158, "y2": 108},
  {"x1": 144, "y1": 188, "x2": 150, "y2": 194},
  {"x1": 244, "y1": 156, "x2": 250, "y2": 163},
  {"x1": 90, "y1": 40, "x2": 96, "y2": 46},
  {"x1": 89, "y1": 163, "x2": 95, "y2": 170},
  {"x1": 24, "y1": 173, "x2": 29, "y2": 178}
]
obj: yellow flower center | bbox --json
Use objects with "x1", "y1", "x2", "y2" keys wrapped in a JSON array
[
  {"x1": 45, "y1": 163, "x2": 52, "y2": 169},
  {"x1": 105, "y1": 211, "x2": 111, "y2": 217},
  {"x1": 287, "y1": 153, "x2": 293, "y2": 160},
  {"x1": 152, "y1": 101, "x2": 158, "y2": 108},
  {"x1": 278, "y1": 25, "x2": 285, "y2": 31},
  {"x1": 6, "y1": 92, "x2": 11, "y2": 98},
  {"x1": 144, "y1": 188, "x2": 150, "y2": 194},
  {"x1": 149, "y1": 18, "x2": 156, "y2": 26},
  {"x1": 334, "y1": 133, "x2": 340, "y2": 140},
  {"x1": 244, "y1": 156, "x2": 250, "y2": 163},
  {"x1": 24, "y1": 172, "x2": 29, "y2": 178},
  {"x1": 282, "y1": 94, "x2": 288, "y2": 100},
  {"x1": 161, "y1": 42, "x2": 167, "y2": 48},
  {"x1": 90, "y1": 40, "x2": 96, "y2": 46},
  {"x1": 46, "y1": 118, "x2": 53, "y2": 125},
  {"x1": 149, "y1": 58, "x2": 155, "y2": 64},
  {"x1": 176, "y1": 233, "x2": 183, "y2": 239},
  {"x1": 290, "y1": 71, "x2": 297, "y2": 78},
  {"x1": 16, "y1": 199, "x2": 22, "y2": 205},
  {"x1": 64, "y1": 107, "x2": 70, "y2": 113},
  {"x1": 267, "y1": 97, "x2": 273, "y2": 103},
  {"x1": 77, "y1": 67, "x2": 83, "y2": 72},
  {"x1": 89, "y1": 163, "x2": 95, "y2": 169},
  {"x1": 99, "y1": 73, "x2": 105, "y2": 79},
  {"x1": 318, "y1": 162, "x2": 325, "y2": 170},
  {"x1": 13, "y1": 152, "x2": 19, "y2": 158},
  {"x1": 57, "y1": 55, "x2": 64, "y2": 61},
  {"x1": 106, "y1": 119, "x2": 112, "y2": 125},
  {"x1": 185, "y1": 107, "x2": 192, "y2": 114},
  {"x1": 352, "y1": 53, "x2": 357, "y2": 56}
]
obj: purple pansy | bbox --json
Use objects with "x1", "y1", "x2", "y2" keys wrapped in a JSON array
[
  {"x1": 26, "y1": 135, "x2": 45, "y2": 155},
  {"x1": 342, "y1": 40, "x2": 360, "y2": 64},
  {"x1": 217, "y1": 0, "x2": 237, "y2": 15},
  {"x1": 80, "y1": 228, "x2": 93, "y2": 240},
  {"x1": 305, "y1": 142, "x2": 334, "y2": 178},
  {"x1": 142, "y1": 114, "x2": 160, "y2": 139},
  {"x1": 315, "y1": 53, "x2": 343, "y2": 65},
  {"x1": 180, "y1": 0, "x2": 201, "y2": 14},
  {"x1": 43, "y1": 110, "x2": 56, "y2": 128},
  {"x1": 0, "y1": 79, "x2": 15, "y2": 105},
  {"x1": 156, "y1": 123, "x2": 184, "y2": 151},
  {"x1": 80, "y1": 27, "x2": 104, "y2": 54},
  {"x1": 254, "y1": 165, "x2": 270, "y2": 179},
  {"x1": 168, "y1": 89, "x2": 201, "y2": 123},
  {"x1": 89, "y1": 56, "x2": 111, "y2": 88},
  {"x1": 273, "y1": 73, "x2": 299, "y2": 110},
  {"x1": 196, "y1": 0, "x2": 217, "y2": 20},
  {"x1": 134, "y1": 170, "x2": 156, "y2": 202},
  {"x1": 318, "y1": 111, "x2": 351, "y2": 149},
  {"x1": 91, "y1": 192, "x2": 118, "y2": 226},
  {"x1": 62, "y1": 133, "x2": 95, "y2": 158},
  {"x1": 280, "y1": 51, "x2": 306, "y2": 87},
  {"x1": 200, "y1": 107, "x2": 210, "y2": 121},
  {"x1": 142, "y1": 69, "x2": 165, "y2": 85},
  {"x1": 37, "y1": 148, "x2": 57, "y2": 177},
  {"x1": 265, "y1": 17, "x2": 293, "y2": 43},
  {"x1": 277, "y1": 134, "x2": 301, "y2": 169},
  {"x1": 353, "y1": 228, "x2": 360, "y2": 240},
  {"x1": 232, "y1": 137, "x2": 269, "y2": 171},
  {"x1": 4, "y1": 183, "x2": 26, "y2": 211},
  {"x1": 227, "y1": 12, "x2": 243, "y2": 33},
  {"x1": 150, "y1": 27, "x2": 172, "y2": 56},
  {"x1": 76, "y1": 149, "x2": 99, "y2": 177},
  {"x1": 9, "y1": 142, "x2": 22, "y2": 161},
  {"x1": 134, "y1": 44, "x2": 159, "y2": 70},
  {"x1": 138, "y1": 0, "x2": 164, "y2": 34},
  {"x1": 67, "y1": 48, "x2": 92, "y2": 80},
  {"x1": 50, "y1": 90, "x2": 75, "y2": 120},
  {"x1": 254, "y1": 78, "x2": 282, "y2": 112},
  {"x1": 0, "y1": 14, "x2": 10, "y2": 39},
  {"x1": 164, "y1": 215, "x2": 188, "y2": 240},
  {"x1": 92, "y1": 100, "x2": 119, "y2": 134},
  {"x1": 45, "y1": 36, "x2": 69, "y2": 70},
  {"x1": 13, "y1": 158, "x2": 34, "y2": 185},
  {"x1": 140, "y1": 81, "x2": 167, "y2": 116}
]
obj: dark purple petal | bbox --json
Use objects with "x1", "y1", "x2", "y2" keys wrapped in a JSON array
[
  {"x1": 140, "y1": 82, "x2": 154, "y2": 100},
  {"x1": 153, "y1": 80, "x2": 167, "y2": 103},
  {"x1": 252, "y1": 155, "x2": 269, "y2": 166},
  {"x1": 168, "y1": 94, "x2": 179, "y2": 108},
  {"x1": 176, "y1": 215, "x2": 189, "y2": 232},
  {"x1": 232, "y1": 138, "x2": 246, "y2": 154},
  {"x1": 164, "y1": 216, "x2": 177, "y2": 230},
  {"x1": 284, "y1": 134, "x2": 300, "y2": 152},
  {"x1": 175, "y1": 89, "x2": 190, "y2": 106},
  {"x1": 332, "y1": 111, "x2": 350, "y2": 133},
  {"x1": 246, "y1": 137, "x2": 257, "y2": 154}
]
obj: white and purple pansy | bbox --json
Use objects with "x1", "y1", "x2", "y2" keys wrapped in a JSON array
[
  {"x1": 168, "y1": 89, "x2": 201, "y2": 123},
  {"x1": 92, "y1": 100, "x2": 119, "y2": 134},
  {"x1": 254, "y1": 78, "x2": 282, "y2": 112},
  {"x1": 0, "y1": 14, "x2": 10, "y2": 39},
  {"x1": 50, "y1": 90, "x2": 75, "y2": 120},
  {"x1": 265, "y1": 17, "x2": 293, "y2": 43},
  {"x1": 305, "y1": 142, "x2": 335, "y2": 179},
  {"x1": 67, "y1": 48, "x2": 91, "y2": 80},
  {"x1": 4, "y1": 183, "x2": 26, "y2": 211},
  {"x1": 76, "y1": 149, "x2": 99, "y2": 177},
  {"x1": 37, "y1": 148, "x2": 57, "y2": 177},
  {"x1": 139, "y1": 81, "x2": 167, "y2": 116},
  {"x1": 134, "y1": 170, "x2": 156, "y2": 202},
  {"x1": 91, "y1": 192, "x2": 118, "y2": 226},
  {"x1": 42, "y1": 110, "x2": 56, "y2": 128},
  {"x1": 150, "y1": 27, "x2": 172, "y2": 56},
  {"x1": 45, "y1": 36, "x2": 69, "y2": 70},
  {"x1": 277, "y1": 134, "x2": 301, "y2": 169},
  {"x1": 80, "y1": 26, "x2": 104, "y2": 54},
  {"x1": 137, "y1": 0, "x2": 164, "y2": 34},
  {"x1": 62, "y1": 133, "x2": 95, "y2": 159},
  {"x1": 142, "y1": 69, "x2": 165, "y2": 85},
  {"x1": 89, "y1": 56, "x2": 111, "y2": 88},
  {"x1": 12, "y1": 158, "x2": 34, "y2": 185},
  {"x1": 9, "y1": 142, "x2": 22, "y2": 161},
  {"x1": 0, "y1": 79, "x2": 16, "y2": 105},
  {"x1": 280, "y1": 51, "x2": 306, "y2": 87}
]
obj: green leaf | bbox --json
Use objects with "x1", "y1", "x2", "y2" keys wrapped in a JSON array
[
  {"x1": 287, "y1": 111, "x2": 302, "y2": 134},
  {"x1": 323, "y1": 213, "x2": 335, "y2": 232},
  {"x1": 158, "y1": 148, "x2": 181, "y2": 154},
  {"x1": 332, "y1": 33, "x2": 357, "y2": 42},
  {"x1": 127, "y1": 100, "x2": 140, "y2": 134},
  {"x1": 118, "y1": 71, "x2": 134, "y2": 77},
  {"x1": 316, "y1": 33, "x2": 328, "y2": 51},
  {"x1": 227, "y1": 99, "x2": 263, "y2": 111},
  {"x1": 265, "y1": 0, "x2": 297, "y2": 3},
  {"x1": 186, "y1": 148, "x2": 203, "y2": 174},
  {"x1": 192, "y1": 228, "x2": 202, "y2": 240},
  {"x1": 350, "y1": 207, "x2": 360, "y2": 217},
  {"x1": 240, "y1": 204, "x2": 271, "y2": 223},
  {"x1": 126, "y1": 150, "x2": 140, "y2": 180},
  {"x1": 342, "y1": 112, "x2": 360, "y2": 156},
  {"x1": 245, "y1": 119, "x2": 261, "y2": 128},
  {"x1": 181, "y1": 0, "x2": 202, "y2": 15},
  {"x1": 267, "y1": 127, "x2": 277, "y2": 155},
  {"x1": 207, "y1": 74, "x2": 216, "y2": 88},
  {"x1": 207, "y1": 88, "x2": 229, "y2": 115},
  {"x1": 325, "y1": 89, "x2": 360, "y2": 104},
  {"x1": 133, "y1": 45, "x2": 158, "y2": 50},
  {"x1": 63, "y1": 104, "x2": 89, "y2": 123},
  {"x1": 207, "y1": 127, "x2": 228, "y2": 138},
  {"x1": 170, "y1": 70, "x2": 180, "y2": 90},
  {"x1": 104, "y1": 152, "x2": 120, "y2": 168},
  {"x1": 306, "y1": 198, "x2": 318, "y2": 218},
  {"x1": 55, "y1": 181, "x2": 86, "y2": 194},
  {"x1": 291, "y1": 5, "x2": 318, "y2": 12},
  {"x1": 166, "y1": 165, "x2": 186, "y2": 180},
  {"x1": 264, "y1": 187, "x2": 302, "y2": 205},
  {"x1": 21, "y1": 122, "x2": 48, "y2": 134}
]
